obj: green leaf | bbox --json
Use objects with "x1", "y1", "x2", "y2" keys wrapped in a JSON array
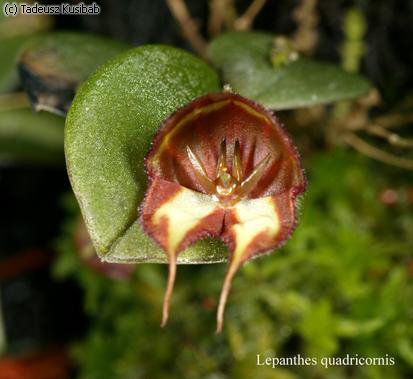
[
  {"x1": 65, "y1": 45, "x2": 226, "y2": 264},
  {"x1": 208, "y1": 31, "x2": 372, "y2": 110},
  {"x1": 0, "y1": 0, "x2": 52, "y2": 93},
  {"x1": 0, "y1": 106, "x2": 64, "y2": 165},
  {"x1": 0, "y1": 36, "x2": 28, "y2": 93},
  {"x1": 18, "y1": 32, "x2": 129, "y2": 116}
]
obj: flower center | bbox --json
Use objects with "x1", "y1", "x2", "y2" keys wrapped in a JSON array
[
  {"x1": 216, "y1": 172, "x2": 237, "y2": 196},
  {"x1": 186, "y1": 139, "x2": 271, "y2": 206}
]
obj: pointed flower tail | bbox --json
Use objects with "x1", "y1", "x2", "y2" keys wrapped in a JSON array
[
  {"x1": 161, "y1": 254, "x2": 176, "y2": 327},
  {"x1": 141, "y1": 178, "x2": 225, "y2": 325},
  {"x1": 215, "y1": 192, "x2": 296, "y2": 332},
  {"x1": 140, "y1": 92, "x2": 306, "y2": 329}
]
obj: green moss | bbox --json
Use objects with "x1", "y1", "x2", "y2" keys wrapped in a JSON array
[{"x1": 55, "y1": 149, "x2": 413, "y2": 379}]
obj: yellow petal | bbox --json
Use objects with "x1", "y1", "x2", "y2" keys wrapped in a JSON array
[
  {"x1": 141, "y1": 178, "x2": 224, "y2": 326},
  {"x1": 217, "y1": 196, "x2": 282, "y2": 333},
  {"x1": 230, "y1": 196, "x2": 280, "y2": 263}
]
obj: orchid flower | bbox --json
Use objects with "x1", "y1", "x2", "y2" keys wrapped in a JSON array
[{"x1": 140, "y1": 92, "x2": 306, "y2": 332}]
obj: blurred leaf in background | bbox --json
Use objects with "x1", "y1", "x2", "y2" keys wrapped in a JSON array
[
  {"x1": 208, "y1": 31, "x2": 371, "y2": 110},
  {"x1": 0, "y1": 0, "x2": 52, "y2": 93},
  {"x1": 0, "y1": 104, "x2": 64, "y2": 165},
  {"x1": 17, "y1": 32, "x2": 129, "y2": 115}
]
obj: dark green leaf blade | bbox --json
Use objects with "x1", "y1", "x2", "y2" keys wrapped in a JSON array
[
  {"x1": 18, "y1": 32, "x2": 129, "y2": 116},
  {"x1": 208, "y1": 31, "x2": 372, "y2": 110},
  {"x1": 0, "y1": 106, "x2": 64, "y2": 165},
  {"x1": 65, "y1": 45, "x2": 226, "y2": 264},
  {"x1": 0, "y1": 36, "x2": 28, "y2": 93}
]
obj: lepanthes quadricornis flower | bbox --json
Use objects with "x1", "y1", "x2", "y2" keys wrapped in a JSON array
[{"x1": 140, "y1": 92, "x2": 306, "y2": 332}]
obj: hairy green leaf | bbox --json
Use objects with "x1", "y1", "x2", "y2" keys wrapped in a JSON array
[{"x1": 65, "y1": 45, "x2": 225, "y2": 263}]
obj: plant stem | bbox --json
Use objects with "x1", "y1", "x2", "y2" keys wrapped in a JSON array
[
  {"x1": 343, "y1": 133, "x2": 413, "y2": 170},
  {"x1": 233, "y1": 0, "x2": 267, "y2": 31},
  {"x1": 165, "y1": 0, "x2": 208, "y2": 58}
]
